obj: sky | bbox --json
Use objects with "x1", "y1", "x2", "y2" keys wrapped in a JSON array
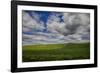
[{"x1": 22, "y1": 10, "x2": 90, "y2": 45}]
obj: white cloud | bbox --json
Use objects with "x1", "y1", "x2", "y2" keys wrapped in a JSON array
[
  {"x1": 46, "y1": 12, "x2": 90, "y2": 43},
  {"x1": 47, "y1": 13, "x2": 66, "y2": 34},
  {"x1": 22, "y1": 11, "x2": 90, "y2": 45},
  {"x1": 62, "y1": 13, "x2": 90, "y2": 35},
  {"x1": 22, "y1": 11, "x2": 45, "y2": 32}
]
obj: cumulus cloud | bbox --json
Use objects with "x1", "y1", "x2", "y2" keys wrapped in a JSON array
[
  {"x1": 47, "y1": 12, "x2": 90, "y2": 43},
  {"x1": 22, "y1": 31, "x2": 66, "y2": 45},
  {"x1": 22, "y1": 11, "x2": 45, "y2": 33},
  {"x1": 22, "y1": 11, "x2": 90, "y2": 45},
  {"x1": 22, "y1": 11, "x2": 46, "y2": 45},
  {"x1": 47, "y1": 13, "x2": 65, "y2": 34}
]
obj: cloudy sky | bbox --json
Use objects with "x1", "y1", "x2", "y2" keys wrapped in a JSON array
[{"x1": 22, "y1": 10, "x2": 90, "y2": 45}]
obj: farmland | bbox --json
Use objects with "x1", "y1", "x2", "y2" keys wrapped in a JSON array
[{"x1": 22, "y1": 43, "x2": 90, "y2": 62}]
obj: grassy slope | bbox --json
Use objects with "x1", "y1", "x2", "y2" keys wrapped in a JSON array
[{"x1": 22, "y1": 43, "x2": 90, "y2": 62}]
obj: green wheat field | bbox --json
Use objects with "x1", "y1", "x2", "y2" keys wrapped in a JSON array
[{"x1": 22, "y1": 43, "x2": 90, "y2": 62}]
